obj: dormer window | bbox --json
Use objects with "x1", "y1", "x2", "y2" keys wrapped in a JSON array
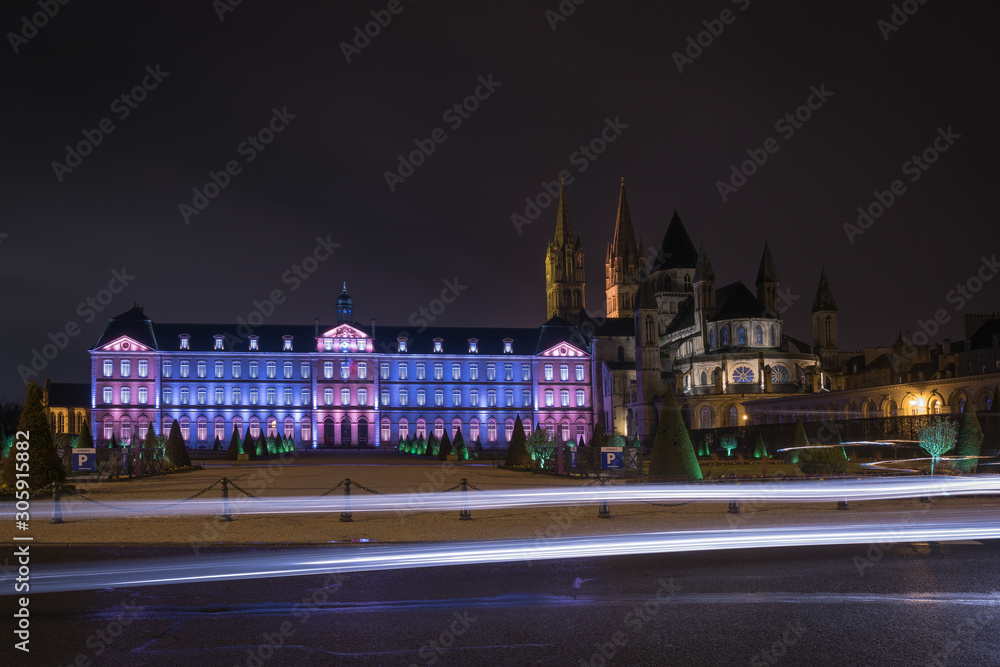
[
  {"x1": 324, "y1": 338, "x2": 333, "y2": 351},
  {"x1": 468, "y1": 338, "x2": 478, "y2": 354},
  {"x1": 214, "y1": 335, "x2": 224, "y2": 351},
  {"x1": 397, "y1": 336, "x2": 407, "y2": 353},
  {"x1": 433, "y1": 338, "x2": 443, "y2": 353},
  {"x1": 503, "y1": 338, "x2": 513, "y2": 354},
  {"x1": 283, "y1": 336, "x2": 293, "y2": 351},
  {"x1": 249, "y1": 336, "x2": 259, "y2": 351},
  {"x1": 179, "y1": 335, "x2": 190, "y2": 350}
]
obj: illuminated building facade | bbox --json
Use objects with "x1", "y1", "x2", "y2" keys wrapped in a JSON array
[{"x1": 88, "y1": 292, "x2": 594, "y2": 448}]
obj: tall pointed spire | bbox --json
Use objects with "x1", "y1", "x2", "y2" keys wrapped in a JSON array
[
  {"x1": 755, "y1": 242, "x2": 779, "y2": 285},
  {"x1": 553, "y1": 179, "x2": 572, "y2": 245},
  {"x1": 694, "y1": 242, "x2": 715, "y2": 283},
  {"x1": 812, "y1": 266, "x2": 838, "y2": 312},
  {"x1": 651, "y1": 211, "x2": 698, "y2": 272},
  {"x1": 610, "y1": 177, "x2": 637, "y2": 259}
]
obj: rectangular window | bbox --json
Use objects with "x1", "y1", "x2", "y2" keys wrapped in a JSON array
[
  {"x1": 120, "y1": 360, "x2": 131, "y2": 377},
  {"x1": 249, "y1": 361, "x2": 259, "y2": 379},
  {"x1": 341, "y1": 361, "x2": 351, "y2": 380},
  {"x1": 283, "y1": 362, "x2": 293, "y2": 379},
  {"x1": 435, "y1": 389, "x2": 444, "y2": 407},
  {"x1": 232, "y1": 361, "x2": 241, "y2": 379},
  {"x1": 120, "y1": 387, "x2": 130, "y2": 404},
  {"x1": 324, "y1": 388, "x2": 333, "y2": 406},
  {"x1": 215, "y1": 337, "x2": 224, "y2": 351},
  {"x1": 434, "y1": 363, "x2": 444, "y2": 380},
  {"x1": 417, "y1": 389, "x2": 426, "y2": 406},
  {"x1": 358, "y1": 362, "x2": 367, "y2": 380},
  {"x1": 163, "y1": 361, "x2": 172, "y2": 378},
  {"x1": 249, "y1": 388, "x2": 258, "y2": 405},
  {"x1": 398, "y1": 363, "x2": 408, "y2": 380},
  {"x1": 358, "y1": 389, "x2": 367, "y2": 406},
  {"x1": 163, "y1": 388, "x2": 172, "y2": 404},
  {"x1": 400, "y1": 389, "x2": 409, "y2": 406},
  {"x1": 215, "y1": 361, "x2": 224, "y2": 378},
  {"x1": 324, "y1": 362, "x2": 334, "y2": 379},
  {"x1": 487, "y1": 364, "x2": 496, "y2": 381},
  {"x1": 301, "y1": 362, "x2": 310, "y2": 379},
  {"x1": 341, "y1": 388, "x2": 350, "y2": 405},
  {"x1": 545, "y1": 389, "x2": 554, "y2": 407},
  {"x1": 180, "y1": 361, "x2": 190, "y2": 378},
  {"x1": 138, "y1": 387, "x2": 149, "y2": 404},
  {"x1": 523, "y1": 390, "x2": 531, "y2": 407},
  {"x1": 488, "y1": 389, "x2": 496, "y2": 407},
  {"x1": 197, "y1": 388, "x2": 207, "y2": 405},
  {"x1": 453, "y1": 389, "x2": 461, "y2": 406},
  {"x1": 416, "y1": 363, "x2": 426, "y2": 380},
  {"x1": 522, "y1": 365, "x2": 530, "y2": 382},
  {"x1": 302, "y1": 389, "x2": 311, "y2": 406},
  {"x1": 233, "y1": 388, "x2": 242, "y2": 404},
  {"x1": 575, "y1": 364, "x2": 585, "y2": 381},
  {"x1": 544, "y1": 364, "x2": 553, "y2": 381},
  {"x1": 265, "y1": 388, "x2": 275, "y2": 404},
  {"x1": 470, "y1": 364, "x2": 479, "y2": 381},
  {"x1": 194, "y1": 360, "x2": 205, "y2": 378},
  {"x1": 504, "y1": 364, "x2": 513, "y2": 381},
  {"x1": 266, "y1": 361, "x2": 276, "y2": 379},
  {"x1": 324, "y1": 338, "x2": 333, "y2": 351},
  {"x1": 180, "y1": 388, "x2": 190, "y2": 405},
  {"x1": 284, "y1": 388, "x2": 292, "y2": 405},
  {"x1": 470, "y1": 389, "x2": 479, "y2": 406},
  {"x1": 381, "y1": 389, "x2": 390, "y2": 406},
  {"x1": 561, "y1": 389, "x2": 570, "y2": 407},
  {"x1": 505, "y1": 390, "x2": 513, "y2": 407},
  {"x1": 576, "y1": 389, "x2": 585, "y2": 407},
  {"x1": 103, "y1": 359, "x2": 113, "y2": 377},
  {"x1": 452, "y1": 363, "x2": 461, "y2": 380},
  {"x1": 138, "y1": 359, "x2": 148, "y2": 378},
  {"x1": 380, "y1": 363, "x2": 390, "y2": 380},
  {"x1": 560, "y1": 364, "x2": 569, "y2": 381},
  {"x1": 215, "y1": 388, "x2": 224, "y2": 404}
]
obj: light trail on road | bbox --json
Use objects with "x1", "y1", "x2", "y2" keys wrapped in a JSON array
[{"x1": 10, "y1": 519, "x2": 1000, "y2": 595}]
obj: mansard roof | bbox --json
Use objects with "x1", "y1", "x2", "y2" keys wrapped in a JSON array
[
  {"x1": 651, "y1": 211, "x2": 698, "y2": 272},
  {"x1": 709, "y1": 282, "x2": 773, "y2": 322},
  {"x1": 91, "y1": 305, "x2": 158, "y2": 350}
]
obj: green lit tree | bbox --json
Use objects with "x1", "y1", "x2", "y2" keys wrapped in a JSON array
[
  {"x1": 109, "y1": 433, "x2": 119, "y2": 449},
  {"x1": 77, "y1": 419, "x2": 94, "y2": 449},
  {"x1": 164, "y1": 419, "x2": 191, "y2": 468},
  {"x1": 649, "y1": 390, "x2": 702, "y2": 480},
  {"x1": 1, "y1": 381, "x2": 65, "y2": 487},
  {"x1": 505, "y1": 416, "x2": 531, "y2": 467},
  {"x1": 227, "y1": 428, "x2": 240, "y2": 460},
  {"x1": 799, "y1": 443, "x2": 847, "y2": 475},
  {"x1": 919, "y1": 419, "x2": 960, "y2": 475},
  {"x1": 721, "y1": 436, "x2": 738, "y2": 457},
  {"x1": 258, "y1": 434, "x2": 268, "y2": 457},
  {"x1": 437, "y1": 431, "x2": 453, "y2": 460},
  {"x1": 212, "y1": 435, "x2": 222, "y2": 451},
  {"x1": 525, "y1": 422, "x2": 551, "y2": 462},
  {"x1": 425, "y1": 435, "x2": 438, "y2": 457},
  {"x1": 954, "y1": 407, "x2": 984, "y2": 474},
  {"x1": 241, "y1": 427, "x2": 256, "y2": 460},
  {"x1": 453, "y1": 430, "x2": 468, "y2": 461},
  {"x1": 788, "y1": 418, "x2": 810, "y2": 465},
  {"x1": 753, "y1": 432, "x2": 767, "y2": 459}
]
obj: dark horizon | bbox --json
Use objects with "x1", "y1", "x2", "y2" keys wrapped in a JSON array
[{"x1": 2, "y1": 0, "x2": 998, "y2": 400}]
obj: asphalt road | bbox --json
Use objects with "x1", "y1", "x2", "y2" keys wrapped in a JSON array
[{"x1": 5, "y1": 541, "x2": 1000, "y2": 667}]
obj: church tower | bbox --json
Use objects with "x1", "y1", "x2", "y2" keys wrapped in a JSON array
[
  {"x1": 545, "y1": 182, "x2": 586, "y2": 323},
  {"x1": 634, "y1": 278, "x2": 662, "y2": 447},
  {"x1": 755, "y1": 242, "x2": 780, "y2": 316},
  {"x1": 336, "y1": 282, "x2": 353, "y2": 324},
  {"x1": 812, "y1": 267, "x2": 839, "y2": 369},
  {"x1": 693, "y1": 242, "x2": 716, "y2": 346},
  {"x1": 605, "y1": 178, "x2": 642, "y2": 318}
]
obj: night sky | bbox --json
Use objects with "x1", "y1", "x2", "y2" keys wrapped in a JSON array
[{"x1": 2, "y1": 0, "x2": 997, "y2": 401}]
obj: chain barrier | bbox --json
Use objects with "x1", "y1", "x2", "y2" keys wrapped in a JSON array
[
  {"x1": 226, "y1": 479, "x2": 259, "y2": 499},
  {"x1": 62, "y1": 480, "x2": 221, "y2": 513},
  {"x1": 318, "y1": 480, "x2": 347, "y2": 497},
  {"x1": 350, "y1": 480, "x2": 384, "y2": 495},
  {"x1": 28, "y1": 482, "x2": 56, "y2": 499}
]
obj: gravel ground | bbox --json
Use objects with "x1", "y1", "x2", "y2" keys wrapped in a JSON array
[{"x1": 17, "y1": 452, "x2": 1000, "y2": 546}]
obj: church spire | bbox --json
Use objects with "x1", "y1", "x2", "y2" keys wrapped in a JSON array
[
  {"x1": 811, "y1": 266, "x2": 838, "y2": 312},
  {"x1": 553, "y1": 179, "x2": 572, "y2": 246},
  {"x1": 545, "y1": 180, "x2": 585, "y2": 324},
  {"x1": 755, "y1": 241, "x2": 780, "y2": 315},
  {"x1": 610, "y1": 178, "x2": 637, "y2": 260},
  {"x1": 755, "y1": 241, "x2": 779, "y2": 285}
]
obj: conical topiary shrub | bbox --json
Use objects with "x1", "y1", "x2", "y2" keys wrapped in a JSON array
[
  {"x1": 504, "y1": 416, "x2": 531, "y2": 467},
  {"x1": 164, "y1": 419, "x2": 191, "y2": 468},
  {"x1": 437, "y1": 431, "x2": 453, "y2": 460},
  {"x1": 227, "y1": 428, "x2": 240, "y2": 460},
  {"x1": 954, "y1": 407, "x2": 984, "y2": 474},
  {"x1": 648, "y1": 390, "x2": 702, "y2": 480}
]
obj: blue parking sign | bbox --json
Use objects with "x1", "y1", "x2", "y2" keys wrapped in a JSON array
[
  {"x1": 601, "y1": 446, "x2": 623, "y2": 470},
  {"x1": 73, "y1": 448, "x2": 97, "y2": 472}
]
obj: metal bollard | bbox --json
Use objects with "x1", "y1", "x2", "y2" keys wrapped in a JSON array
[
  {"x1": 837, "y1": 499, "x2": 850, "y2": 510},
  {"x1": 598, "y1": 476, "x2": 612, "y2": 518},
  {"x1": 50, "y1": 483, "x2": 64, "y2": 524},
  {"x1": 219, "y1": 478, "x2": 233, "y2": 522},
  {"x1": 340, "y1": 478, "x2": 353, "y2": 522},
  {"x1": 728, "y1": 498, "x2": 741, "y2": 514},
  {"x1": 459, "y1": 478, "x2": 472, "y2": 520}
]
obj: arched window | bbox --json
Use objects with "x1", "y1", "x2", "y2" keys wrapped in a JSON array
[
  {"x1": 701, "y1": 371, "x2": 708, "y2": 385},
  {"x1": 505, "y1": 418, "x2": 514, "y2": 442},
  {"x1": 561, "y1": 420, "x2": 570, "y2": 443},
  {"x1": 416, "y1": 418, "x2": 427, "y2": 439},
  {"x1": 771, "y1": 365, "x2": 789, "y2": 383},
  {"x1": 341, "y1": 417, "x2": 352, "y2": 445},
  {"x1": 708, "y1": 330, "x2": 715, "y2": 348},
  {"x1": 720, "y1": 327, "x2": 729, "y2": 346},
  {"x1": 357, "y1": 417, "x2": 368, "y2": 445},
  {"x1": 104, "y1": 416, "x2": 115, "y2": 441},
  {"x1": 469, "y1": 418, "x2": 480, "y2": 443},
  {"x1": 433, "y1": 418, "x2": 444, "y2": 439},
  {"x1": 232, "y1": 416, "x2": 244, "y2": 438},
  {"x1": 180, "y1": 416, "x2": 191, "y2": 441},
  {"x1": 770, "y1": 326, "x2": 777, "y2": 346},
  {"x1": 732, "y1": 366, "x2": 754, "y2": 383},
  {"x1": 196, "y1": 416, "x2": 207, "y2": 443},
  {"x1": 138, "y1": 417, "x2": 150, "y2": 441},
  {"x1": 755, "y1": 326, "x2": 763, "y2": 345},
  {"x1": 397, "y1": 417, "x2": 408, "y2": 441},
  {"x1": 301, "y1": 417, "x2": 311, "y2": 443},
  {"x1": 931, "y1": 399, "x2": 942, "y2": 415},
  {"x1": 644, "y1": 316, "x2": 655, "y2": 344},
  {"x1": 283, "y1": 417, "x2": 294, "y2": 439},
  {"x1": 213, "y1": 417, "x2": 225, "y2": 441},
  {"x1": 452, "y1": 418, "x2": 463, "y2": 438},
  {"x1": 487, "y1": 419, "x2": 498, "y2": 442},
  {"x1": 249, "y1": 417, "x2": 260, "y2": 439},
  {"x1": 162, "y1": 416, "x2": 173, "y2": 437},
  {"x1": 266, "y1": 418, "x2": 278, "y2": 438},
  {"x1": 700, "y1": 407, "x2": 713, "y2": 429},
  {"x1": 381, "y1": 418, "x2": 392, "y2": 443},
  {"x1": 120, "y1": 417, "x2": 132, "y2": 444},
  {"x1": 736, "y1": 326, "x2": 747, "y2": 345},
  {"x1": 324, "y1": 417, "x2": 335, "y2": 444},
  {"x1": 684, "y1": 274, "x2": 691, "y2": 290},
  {"x1": 729, "y1": 406, "x2": 738, "y2": 426}
]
